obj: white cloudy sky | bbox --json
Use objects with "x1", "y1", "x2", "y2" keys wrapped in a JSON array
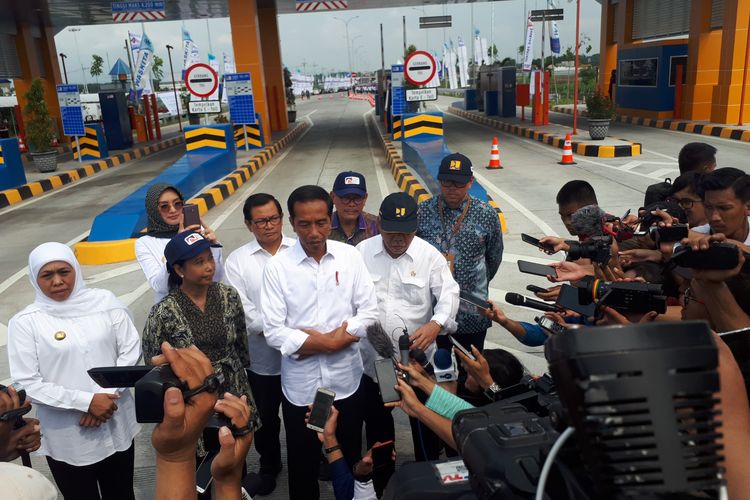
[{"x1": 53, "y1": 0, "x2": 602, "y2": 83}]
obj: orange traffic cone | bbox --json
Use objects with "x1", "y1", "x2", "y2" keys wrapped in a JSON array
[
  {"x1": 558, "y1": 133, "x2": 577, "y2": 165},
  {"x1": 17, "y1": 135, "x2": 27, "y2": 153},
  {"x1": 486, "y1": 136, "x2": 503, "y2": 169}
]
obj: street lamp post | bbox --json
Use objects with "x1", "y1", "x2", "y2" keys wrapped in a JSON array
[
  {"x1": 334, "y1": 16, "x2": 359, "y2": 88},
  {"x1": 165, "y1": 44, "x2": 183, "y2": 132},
  {"x1": 59, "y1": 53, "x2": 68, "y2": 84},
  {"x1": 68, "y1": 27, "x2": 88, "y2": 93}
]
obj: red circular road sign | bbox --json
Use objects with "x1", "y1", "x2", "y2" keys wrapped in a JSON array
[
  {"x1": 404, "y1": 50, "x2": 437, "y2": 86},
  {"x1": 185, "y1": 63, "x2": 219, "y2": 99}
]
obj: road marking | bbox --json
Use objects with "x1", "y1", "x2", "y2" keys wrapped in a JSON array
[
  {"x1": 649, "y1": 168, "x2": 680, "y2": 179},
  {"x1": 472, "y1": 171, "x2": 559, "y2": 236},
  {"x1": 84, "y1": 262, "x2": 142, "y2": 285},
  {"x1": 363, "y1": 109, "x2": 391, "y2": 199},
  {"x1": 643, "y1": 149, "x2": 678, "y2": 161}
]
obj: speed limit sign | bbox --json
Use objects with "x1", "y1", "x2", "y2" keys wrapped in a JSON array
[{"x1": 404, "y1": 50, "x2": 437, "y2": 86}]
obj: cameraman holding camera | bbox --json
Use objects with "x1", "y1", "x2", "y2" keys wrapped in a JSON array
[{"x1": 0, "y1": 385, "x2": 41, "y2": 462}]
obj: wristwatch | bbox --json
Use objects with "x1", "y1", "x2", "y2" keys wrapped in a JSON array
[{"x1": 483, "y1": 382, "x2": 501, "y2": 401}]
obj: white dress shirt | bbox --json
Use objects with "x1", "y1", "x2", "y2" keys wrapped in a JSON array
[
  {"x1": 8, "y1": 308, "x2": 142, "y2": 466},
  {"x1": 261, "y1": 239, "x2": 379, "y2": 406},
  {"x1": 357, "y1": 235, "x2": 459, "y2": 379},
  {"x1": 135, "y1": 234, "x2": 224, "y2": 303},
  {"x1": 224, "y1": 236, "x2": 296, "y2": 376},
  {"x1": 692, "y1": 216, "x2": 750, "y2": 244}
]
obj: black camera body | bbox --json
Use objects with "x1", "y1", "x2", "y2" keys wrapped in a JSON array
[
  {"x1": 133, "y1": 365, "x2": 187, "y2": 423},
  {"x1": 566, "y1": 235, "x2": 612, "y2": 265},
  {"x1": 0, "y1": 383, "x2": 30, "y2": 428},
  {"x1": 576, "y1": 276, "x2": 667, "y2": 314}
]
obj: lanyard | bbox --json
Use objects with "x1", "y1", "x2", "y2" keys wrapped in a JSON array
[{"x1": 437, "y1": 195, "x2": 471, "y2": 252}]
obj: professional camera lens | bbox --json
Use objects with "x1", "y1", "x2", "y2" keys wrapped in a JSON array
[{"x1": 566, "y1": 236, "x2": 612, "y2": 265}]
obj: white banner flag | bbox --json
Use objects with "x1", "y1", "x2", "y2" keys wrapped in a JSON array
[
  {"x1": 523, "y1": 16, "x2": 535, "y2": 72},
  {"x1": 134, "y1": 32, "x2": 154, "y2": 90},
  {"x1": 457, "y1": 37, "x2": 469, "y2": 88}
]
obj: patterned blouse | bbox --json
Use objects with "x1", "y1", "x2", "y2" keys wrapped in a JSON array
[
  {"x1": 417, "y1": 195, "x2": 504, "y2": 335},
  {"x1": 142, "y1": 282, "x2": 260, "y2": 453}
]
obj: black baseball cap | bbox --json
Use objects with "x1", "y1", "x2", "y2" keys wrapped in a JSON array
[
  {"x1": 379, "y1": 192, "x2": 418, "y2": 233},
  {"x1": 438, "y1": 153, "x2": 473, "y2": 183},
  {"x1": 333, "y1": 171, "x2": 367, "y2": 197},
  {"x1": 164, "y1": 231, "x2": 221, "y2": 270}
]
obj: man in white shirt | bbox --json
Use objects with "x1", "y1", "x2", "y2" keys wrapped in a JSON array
[
  {"x1": 261, "y1": 185, "x2": 379, "y2": 500},
  {"x1": 357, "y1": 192, "x2": 459, "y2": 484},
  {"x1": 224, "y1": 193, "x2": 295, "y2": 496},
  {"x1": 691, "y1": 167, "x2": 750, "y2": 246}
]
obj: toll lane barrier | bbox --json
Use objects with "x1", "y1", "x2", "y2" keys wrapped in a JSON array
[
  {"x1": 371, "y1": 115, "x2": 507, "y2": 233},
  {"x1": 73, "y1": 122, "x2": 308, "y2": 265},
  {"x1": 448, "y1": 106, "x2": 641, "y2": 158},
  {"x1": 72, "y1": 124, "x2": 109, "y2": 160},
  {"x1": 0, "y1": 135, "x2": 184, "y2": 210},
  {"x1": 0, "y1": 138, "x2": 27, "y2": 191},
  {"x1": 185, "y1": 126, "x2": 230, "y2": 152},
  {"x1": 234, "y1": 124, "x2": 263, "y2": 150},
  {"x1": 552, "y1": 105, "x2": 750, "y2": 143},
  {"x1": 348, "y1": 93, "x2": 375, "y2": 107}
]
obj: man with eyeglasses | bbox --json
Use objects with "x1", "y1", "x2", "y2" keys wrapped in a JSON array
[
  {"x1": 224, "y1": 193, "x2": 295, "y2": 495},
  {"x1": 329, "y1": 171, "x2": 379, "y2": 245},
  {"x1": 417, "y1": 153, "x2": 503, "y2": 354},
  {"x1": 669, "y1": 172, "x2": 708, "y2": 228}
]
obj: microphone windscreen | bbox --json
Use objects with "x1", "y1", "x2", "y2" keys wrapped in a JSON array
[
  {"x1": 411, "y1": 349, "x2": 428, "y2": 364},
  {"x1": 433, "y1": 348, "x2": 453, "y2": 369},
  {"x1": 505, "y1": 292, "x2": 524, "y2": 306},
  {"x1": 366, "y1": 322, "x2": 395, "y2": 359},
  {"x1": 571, "y1": 204, "x2": 605, "y2": 238},
  {"x1": 398, "y1": 333, "x2": 411, "y2": 350}
]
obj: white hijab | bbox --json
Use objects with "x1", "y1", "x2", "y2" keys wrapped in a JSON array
[{"x1": 18, "y1": 242, "x2": 131, "y2": 319}]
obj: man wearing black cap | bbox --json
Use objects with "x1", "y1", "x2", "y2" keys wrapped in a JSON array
[
  {"x1": 417, "y1": 153, "x2": 503, "y2": 354},
  {"x1": 330, "y1": 171, "x2": 379, "y2": 245},
  {"x1": 357, "y1": 192, "x2": 459, "y2": 475}
]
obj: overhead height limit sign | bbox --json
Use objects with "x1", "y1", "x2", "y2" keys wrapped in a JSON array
[
  {"x1": 185, "y1": 63, "x2": 218, "y2": 99},
  {"x1": 404, "y1": 50, "x2": 437, "y2": 86}
]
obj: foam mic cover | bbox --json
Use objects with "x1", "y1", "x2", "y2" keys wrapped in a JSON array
[
  {"x1": 398, "y1": 332, "x2": 411, "y2": 367},
  {"x1": 366, "y1": 322, "x2": 396, "y2": 360},
  {"x1": 571, "y1": 204, "x2": 606, "y2": 238},
  {"x1": 433, "y1": 348, "x2": 458, "y2": 382}
]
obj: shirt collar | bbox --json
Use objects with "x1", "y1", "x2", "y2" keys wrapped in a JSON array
[
  {"x1": 440, "y1": 195, "x2": 471, "y2": 212},
  {"x1": 248, "y1": 236, "x2": 295, "y2": 255},
  {"x1": 290, "y1": 238, "x2": 334, "y2": 264},
  {"x1": 332, "y1": 211, "x2": 367, "y2": 231},
  {"x1": 374, "y1": 235, "x2": 416, "y2": 261}
]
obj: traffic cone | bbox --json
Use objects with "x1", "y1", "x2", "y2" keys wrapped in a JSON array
[
  {"x1": 486, "y1": 136, "x2": 503, "y2": 169},
  {"x1": 558, "y1": 133, "x2": 577, "y2": 165},
  {"x1": 17, "y1": 135, "x2": 27, "y2": 153}
]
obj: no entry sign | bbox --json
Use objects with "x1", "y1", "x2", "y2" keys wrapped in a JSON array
[
  {"x1": 185, "y1": 63, "x2": 218, "y2": 99},
  {"x1": 404, "y1": 50, "x2": 437, "y2": 86}
]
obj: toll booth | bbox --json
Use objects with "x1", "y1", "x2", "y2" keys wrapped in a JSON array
[
  {"x1": 99, "y1": 91, "x2": 133, "y2": 150},
  {"x1": 476, "y1": 67, "x2": 516, "y2": 118}
]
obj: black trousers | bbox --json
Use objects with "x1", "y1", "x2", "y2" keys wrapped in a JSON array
[
  {"x1": 46, "y1": 441, "x2": 135, "y2": 500},
  {"x1": 247, "y1": 370, "x2": 283, "y2": 476},
  {"x1": 282, "y1": 380, "x2": 365, "y2": 500}
]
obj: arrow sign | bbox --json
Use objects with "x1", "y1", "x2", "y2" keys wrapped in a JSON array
[
  {"x1": 404, "y1": 50, "x2": 437, "y2": 86},
  {"x1": 185, "y1": 63, "x2": 218, "y2": 99}
]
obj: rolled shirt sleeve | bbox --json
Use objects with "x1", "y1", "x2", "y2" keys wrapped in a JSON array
[{"x1": 429, "y1": 253, "x2": 460, "y2": 332}]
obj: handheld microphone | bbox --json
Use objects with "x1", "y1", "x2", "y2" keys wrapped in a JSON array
[
  {"x1": 398, "y1": 331, "x2": 411, "y2": 367},
  {"x1": 433, "y1": 348, "x2": 458, "y2": 382},
  {"x1": 505, "y1": 292, "x2": 562, "y2": 313},
  {"x1": 410, "y1": 348, "x2": 434, "y2": 375}
]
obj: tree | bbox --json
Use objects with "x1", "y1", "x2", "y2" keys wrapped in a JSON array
[
  {"x1": 90, "y1": 54, "x2": 104, "y2": 81},
  {"x1": 23, "y1": 79, "x2": 55, "y2": 153},
  {"x1": 518, "y1": 45, "x2": 525, "y2": 56},
  {"x1": 151, "y1": 55, "x2": 164, "y2": 82},
  {"x1": 488, "y1": 44, "x2": 499, "y2": 62},
  {"x1": 405, "y1": 44, "x2": 417, "y2": 59},
  {"x1": 500, "y1": 57, "x2": 515, "y2": 67}
]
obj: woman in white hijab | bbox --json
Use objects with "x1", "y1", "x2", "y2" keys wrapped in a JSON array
[{"x1": 7, "y1": 242, "x2": 141, "y2": 500}]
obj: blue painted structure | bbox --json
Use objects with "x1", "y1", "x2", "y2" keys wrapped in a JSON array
[
  {"x1": 0, "y1": 138, "x2": 26, "y2": 190},
  {"x1": 484, "y1": 91, "x2": 499, "y2": 116},
  {"x1": 464, "y1": 89, "x2": 477, "y2": 110},
  {"x1": 616, "y1": 44, "x2": 688, "y2": 112},
  {"x1": 88, "y1": 124, "x2": 236, "y2": 242}
]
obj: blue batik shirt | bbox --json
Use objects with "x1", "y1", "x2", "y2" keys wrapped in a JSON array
[{"x1": 417, "y1": 195, "x2": 503, "y2": 334}]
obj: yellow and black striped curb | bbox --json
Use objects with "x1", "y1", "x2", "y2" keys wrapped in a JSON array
[
  {"x1": 0, "y1": 144, "x2": 5, "y2": 165},
  {"x1": 72, "y1": 126, "x2": 104, "y2": 160},
  {"x1": 372, "y1": 117, "x2": 507, "y2": 233},
  {"x1": 0, "y1": 136, "x2": 185, "y2": 210},
  {"x1": 448, "y1": 106, "x2": 642, "y2": 158},
  {"x1": 401, "y1": 114, "x2": 444, "y2": 139},
  {"x1": 73, "y1": 123, "x2": 309, "y2": 265},
  {"x1": 553, "y1": 105, "x2": 750, "y2": 143},
  {"x1": 393, "y1": 117, "x2": 402, "y2": 140},
  {"x1": 234, "y1": 124, "x2": 263, "y2": 149},
  {"x1": 185, "y1": 127, "x2": 229, "y2": 152}
]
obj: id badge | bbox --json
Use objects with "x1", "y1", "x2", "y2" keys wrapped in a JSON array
[{"x1": 443, "y1": 252, "x2": 456, "y2": 275}]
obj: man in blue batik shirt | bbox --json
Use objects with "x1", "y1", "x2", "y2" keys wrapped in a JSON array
[{"x1": 417, "y1": 152, "x2": 503, "y2": 353}]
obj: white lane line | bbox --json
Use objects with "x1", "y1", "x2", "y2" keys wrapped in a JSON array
[
  {"x1": 84, "y1": 262, "x2": 142, "y2": 285},
  {"x1": 363, "y1": 109, "x2": 391, "y2": 199},
  {"x1": 118, "y1": 282, "x2": 152, "y2": 306},
  {"x1": 472, "y1": 170, "x2": 559, "y2": 237},
  {"x1": 649, "y1": 168, "x2": 680, "y2": 179},
  {"x1": 643, "y1": 149, "x2": 678, "y2": 161}
]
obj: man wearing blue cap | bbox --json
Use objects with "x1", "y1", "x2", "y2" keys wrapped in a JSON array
[{"x1": 330, "y1": 171, "x2": 379, "y2": 246}]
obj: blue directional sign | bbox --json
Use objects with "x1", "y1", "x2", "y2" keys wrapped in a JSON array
[
  {"x1": 391, "y1": 64, "x2": 406, "y2": 116},
  {"x1": 56, "y1": 84, "x2": 85, "y2": 137},
  {"x1": 224, "y1": 73, "x2": 256, "y2": 125}
]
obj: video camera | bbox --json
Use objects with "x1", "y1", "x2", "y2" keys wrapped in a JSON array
[
  {"x1": 574, "y1": 275, "x2": 667, "y2": 314},
  {"x1": 0, "y1": 383, "x2": 30, "y2": 429},
  {"x1": 87, "y1": 365, "x2": 251, "y2": 452},
  {"x1": 566, "y1": 235, "x2": 612, "y2": 265},
  {"x1": 384, "y1": 322, "x2": 725, "y2": 500}
]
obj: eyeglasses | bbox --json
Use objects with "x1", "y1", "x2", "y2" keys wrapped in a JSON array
[
  {"x1": 672, "y1": 197, "x2": 702, "y2": 209},
  {"x1": 158, "y1": 200, "x2": 184, "y2": 212},
  {"x1": 440, "y1": 180, "x2": 468, "y2": 189},
  {"x1": 338, "y1": 195, "x2": 365, "y2": 206},
  {"x1": 251, "y1": 215, "x2": 282, "y2": 227},
  {"x1": 682, "y1": 287, "x2": 705, "y2": 308}
]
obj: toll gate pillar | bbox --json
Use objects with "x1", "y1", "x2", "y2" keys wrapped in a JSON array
[{"x1": 258, "y1": 4, "x2": 289, "y2": 133}]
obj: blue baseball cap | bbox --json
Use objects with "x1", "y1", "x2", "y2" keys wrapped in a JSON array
[
  {"x1": 333, "y1": 171, "x2": 367, "y2": 197},
  {"x1": 164, "y1": 231, "x2": 220, "y2": 269}
]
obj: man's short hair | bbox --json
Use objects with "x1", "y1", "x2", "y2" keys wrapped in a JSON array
[
  {"x1": 483, "y1": 349, "x2": 525, "y2": 388},
  {"x1": 697, "y1": 167, "x2": 750, "y2": 202},
  {"x1": 678, "y1": 142, "x2": 717, "y2": 174},
  {"x1": 669, "y1": 171, "x2": 703, "y2": 197},
  {"x1": 242, "y1": 193, "x2": 283, "y2": 221},
  {"x1": 556, "y1": 180, "x2": 598, "y2": 207},
  {"x1": 287, "y1": 185, "x2": 334, "y2": 219}
]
